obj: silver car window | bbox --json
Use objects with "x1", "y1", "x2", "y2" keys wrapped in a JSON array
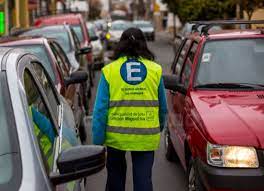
[
  {"x1": 72, "y1": 25, "x2": 84, "y2": 42},
  {"x1": 33, "y1": 63, "x2": 59, "y2": 123},
  {"x1": 15, "y1": 45, "x2": 56, "y2": 82},
  {"x1": 0, "y1": 79, "x2": 12, "y2": 185},
  {"x1": 24, "y1": 70, "x2": 56, "y2": 173},
  {"x1": 23, "y1": 29, "x2": 72, "y2": 53}
]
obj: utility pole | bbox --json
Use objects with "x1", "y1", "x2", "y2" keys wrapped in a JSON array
[
  {"x1": 88, "y1": 0, "x2": 92, "y2": 19},
  {"x1": 145, "y1": 0, "x2": 151, "y2": 20},
  {"x1": 4, "y1": 0, "x2": 9, "y2": 35},
  {"x1": 173, "y1": 13, "x2": 176, "y2": 38},
  {"x1": 134, "y1": 0, "x2": 139, "y2": 20},
  {"x1": 109, "y1": 0, "x2": 112, "y2": 13}
]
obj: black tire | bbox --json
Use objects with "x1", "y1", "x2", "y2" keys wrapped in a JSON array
[
  {"x1": 165, "y1": 128, "x2": 179, "y2": 162},
  {"x1": 187, "y1": 158, "x2": 206, "y2": 191}
]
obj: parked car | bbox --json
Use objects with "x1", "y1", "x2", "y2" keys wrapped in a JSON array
[
  {"x1": 20, "y1": 25, "x2": 93, "y2": 113},
  {"x1": 34, "y1": 13, "x2": 94, "y2": 86},
  {"x1": 106, "y1": 20, "x2": 134, "y2": 49},
  {"x1": 0, "y1": 47, "x2": 105, "y2": 191},
  {"x1": 133, "y1": 20, "x2": 155, "y2": 41},
  {"x1": 0, "y1": 36, "x2": 90, "y2": 143},
  {"x1": 87, "y1": 22, "x2": 104, "y2": 70},
  {"x1": 163, "y1": 20, "x2": 264, "y2": 191},
  {"x1": 20, "y1": 25, "x2": 90, "y2": 72},
  {"x1": 173, "y1": 22, "x2": 222, "y2": 52}
]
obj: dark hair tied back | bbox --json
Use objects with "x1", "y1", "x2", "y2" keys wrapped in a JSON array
[{"x1": 113, "y1": 27, "x2": 155, "y2": 61}]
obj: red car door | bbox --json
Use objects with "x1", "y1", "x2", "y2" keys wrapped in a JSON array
[
  {"x1": 174, "y1": 41, "x2": 198, "y2": 167},
  {"x1": 168, "y1": 39, "x2": 192, "y2": 164}
]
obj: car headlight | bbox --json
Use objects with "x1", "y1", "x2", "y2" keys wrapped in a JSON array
[{"x1": 207, "y1": 143, "x2": 259, "y2": 168}]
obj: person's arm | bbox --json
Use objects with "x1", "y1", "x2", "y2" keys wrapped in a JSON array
[
  {"x1": 31, "y1": 106, "x2": 56, "y2": 143},
  {"x1": 158, "y1": 77, "x2": 168, "y2": 132},
  {"x1": 92, "y1": 73, "x2": 109, "y2": 145}
]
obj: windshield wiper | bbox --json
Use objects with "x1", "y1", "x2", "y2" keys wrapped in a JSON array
[{"x1": 195, "y1": 83, "x2": 264, "y2": 89}]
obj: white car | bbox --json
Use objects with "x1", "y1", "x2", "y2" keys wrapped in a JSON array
[
  {"x1": 133, "y1": 20, "x2": 155, "y2": 41},
  {"x1": 107, "y1": 20, "x2": 135, "y2": 49}
]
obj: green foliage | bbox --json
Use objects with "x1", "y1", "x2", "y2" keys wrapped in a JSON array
[
  {"x1": 89, "y1": 0, "x2": 103, "y2": 20},
  {"x1": 240, "y1": 0, "x2": 263, "y2": 20},
  {"x1": 163, "y1": 0, "x2": 240, "y2": 22},
  {"x1": 165, "y1": 0, "x2": 263, "y2": 22},
  {"x1": 162, "y1": 0, "x2": 180, "y2": 13}
]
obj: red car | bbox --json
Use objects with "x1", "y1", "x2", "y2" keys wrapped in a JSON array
[
  {"x1": 164, "y1": 20, "x2": 264, "y2": 191},
  {"x1": 34, "y1": 13, "x2": 95, "y2": 85}
]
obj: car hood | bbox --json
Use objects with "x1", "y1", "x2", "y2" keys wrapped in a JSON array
[{"x1": 191, "y1": 91, "x2": 264, "y2": 148}]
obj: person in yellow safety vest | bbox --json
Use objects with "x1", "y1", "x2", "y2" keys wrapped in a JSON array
[
  {"x1": 29, "y1": 105, "x2": 55, "y2": 170},
  {"x1": 92, "y1": 28, "x2": 168, "y2": 191}
]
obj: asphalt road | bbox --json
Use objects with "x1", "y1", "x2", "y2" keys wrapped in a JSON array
[{"x1": 85, "y1": 32, "x2": 187, "y2": 191}]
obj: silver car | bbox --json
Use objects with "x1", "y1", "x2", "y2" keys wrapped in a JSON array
[
  {"x1": 133, "y1": 20, "x2": 155, "y2": 41},
  {"x1": 107, "y1": 20, "x2": 135, "y2": 49},
  {"x1": 0, "y1": 48, "x2": 105, "y2": 191},
  {"x1": 21, "y1": 25, "x2": 91, "y2": 73}
]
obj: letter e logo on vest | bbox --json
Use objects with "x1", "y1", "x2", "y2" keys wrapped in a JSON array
[{"x1": 120, "y1": 60, "x2": 147, "y2": 85}]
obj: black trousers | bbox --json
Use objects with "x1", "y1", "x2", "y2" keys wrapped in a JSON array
[{"x1": 106, "y1": 147, "x2": 155, "y2": 191}]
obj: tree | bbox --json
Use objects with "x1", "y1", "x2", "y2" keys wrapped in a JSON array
[
  {"x1": 163, "y1": 0, "x2": 236, "y2": 23},
  {"x1": 89, "y1": 0, "x2": 102, "y2": 20},
  {"x1": 162, "y1": 0, "x2": 179, "y2": 14},
  {"x1": 233, "y1": 0, "x2": 262, "y2": 20}
]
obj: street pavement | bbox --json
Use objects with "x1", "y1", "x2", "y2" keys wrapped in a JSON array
[{"x1": 85, "y1": 32, "x2": 187, "y2": 191}]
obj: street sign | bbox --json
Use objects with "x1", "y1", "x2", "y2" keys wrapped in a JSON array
[{"x1": 0, "y1": 12, "x2": 5, "y2": 34}]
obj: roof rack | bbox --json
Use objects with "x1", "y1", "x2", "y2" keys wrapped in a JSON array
[
  {"x1": 191, "y1": 23, "x2": 204, "y2": 33},
  {"x1": 189, "y1": 20, "x2": 264, "y2": 35}
]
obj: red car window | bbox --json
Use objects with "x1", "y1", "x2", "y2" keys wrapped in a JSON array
[{"x1": 181, "y1": 42, "x2": 198, "y2": 88}]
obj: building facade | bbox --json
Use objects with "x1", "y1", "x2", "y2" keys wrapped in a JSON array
[{"x1": 0, "y1": 0, "x2": 58, "y2": 36}]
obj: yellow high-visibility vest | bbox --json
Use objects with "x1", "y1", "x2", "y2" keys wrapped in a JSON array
[
  {"x1": 29, "y1": 106, "x2": 54, "y2": 170},
  {"x1": 102, "y1": 56, "x2": 162, "y2": 151}
]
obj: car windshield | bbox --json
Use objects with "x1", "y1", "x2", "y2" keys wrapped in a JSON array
[
  {"x1": 16, "y1": 45, "x2": 56, "y2": 82},
  {"x1": 23, "y1": 29, "x2": 71, "y2": 53},
  {"x1": 135, "y1": 22, "x2": 152, "y2": 28},
  {"x1": 195, "y1": 38, "x2": 264, "y2": 87},
  {"x1": 111, "y1": 22, "x2": 134, "y2": 31},
  {"x1": 72, "y1": 25, "x2": 84, "y2": 42},
  {"x1": 0, "y1": 80, "x2": 13, "y2": 185}
]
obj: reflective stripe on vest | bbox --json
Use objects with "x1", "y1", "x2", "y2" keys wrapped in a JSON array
[
  {"x1": 33, "y1": 121, "x2": 54, "y2": 169},
  {"x1": 29, "y1": 106, "x2": 54, "y2": 169},
  {"x1": 107, "y1": 126, "x2": 160, "y2": 135},
  {"x1": 109, "y1": 100, "x2": 159, "y2": 108},
  {"x1": 103, "y1": 57, "x2": 162, "y2": 151}
]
